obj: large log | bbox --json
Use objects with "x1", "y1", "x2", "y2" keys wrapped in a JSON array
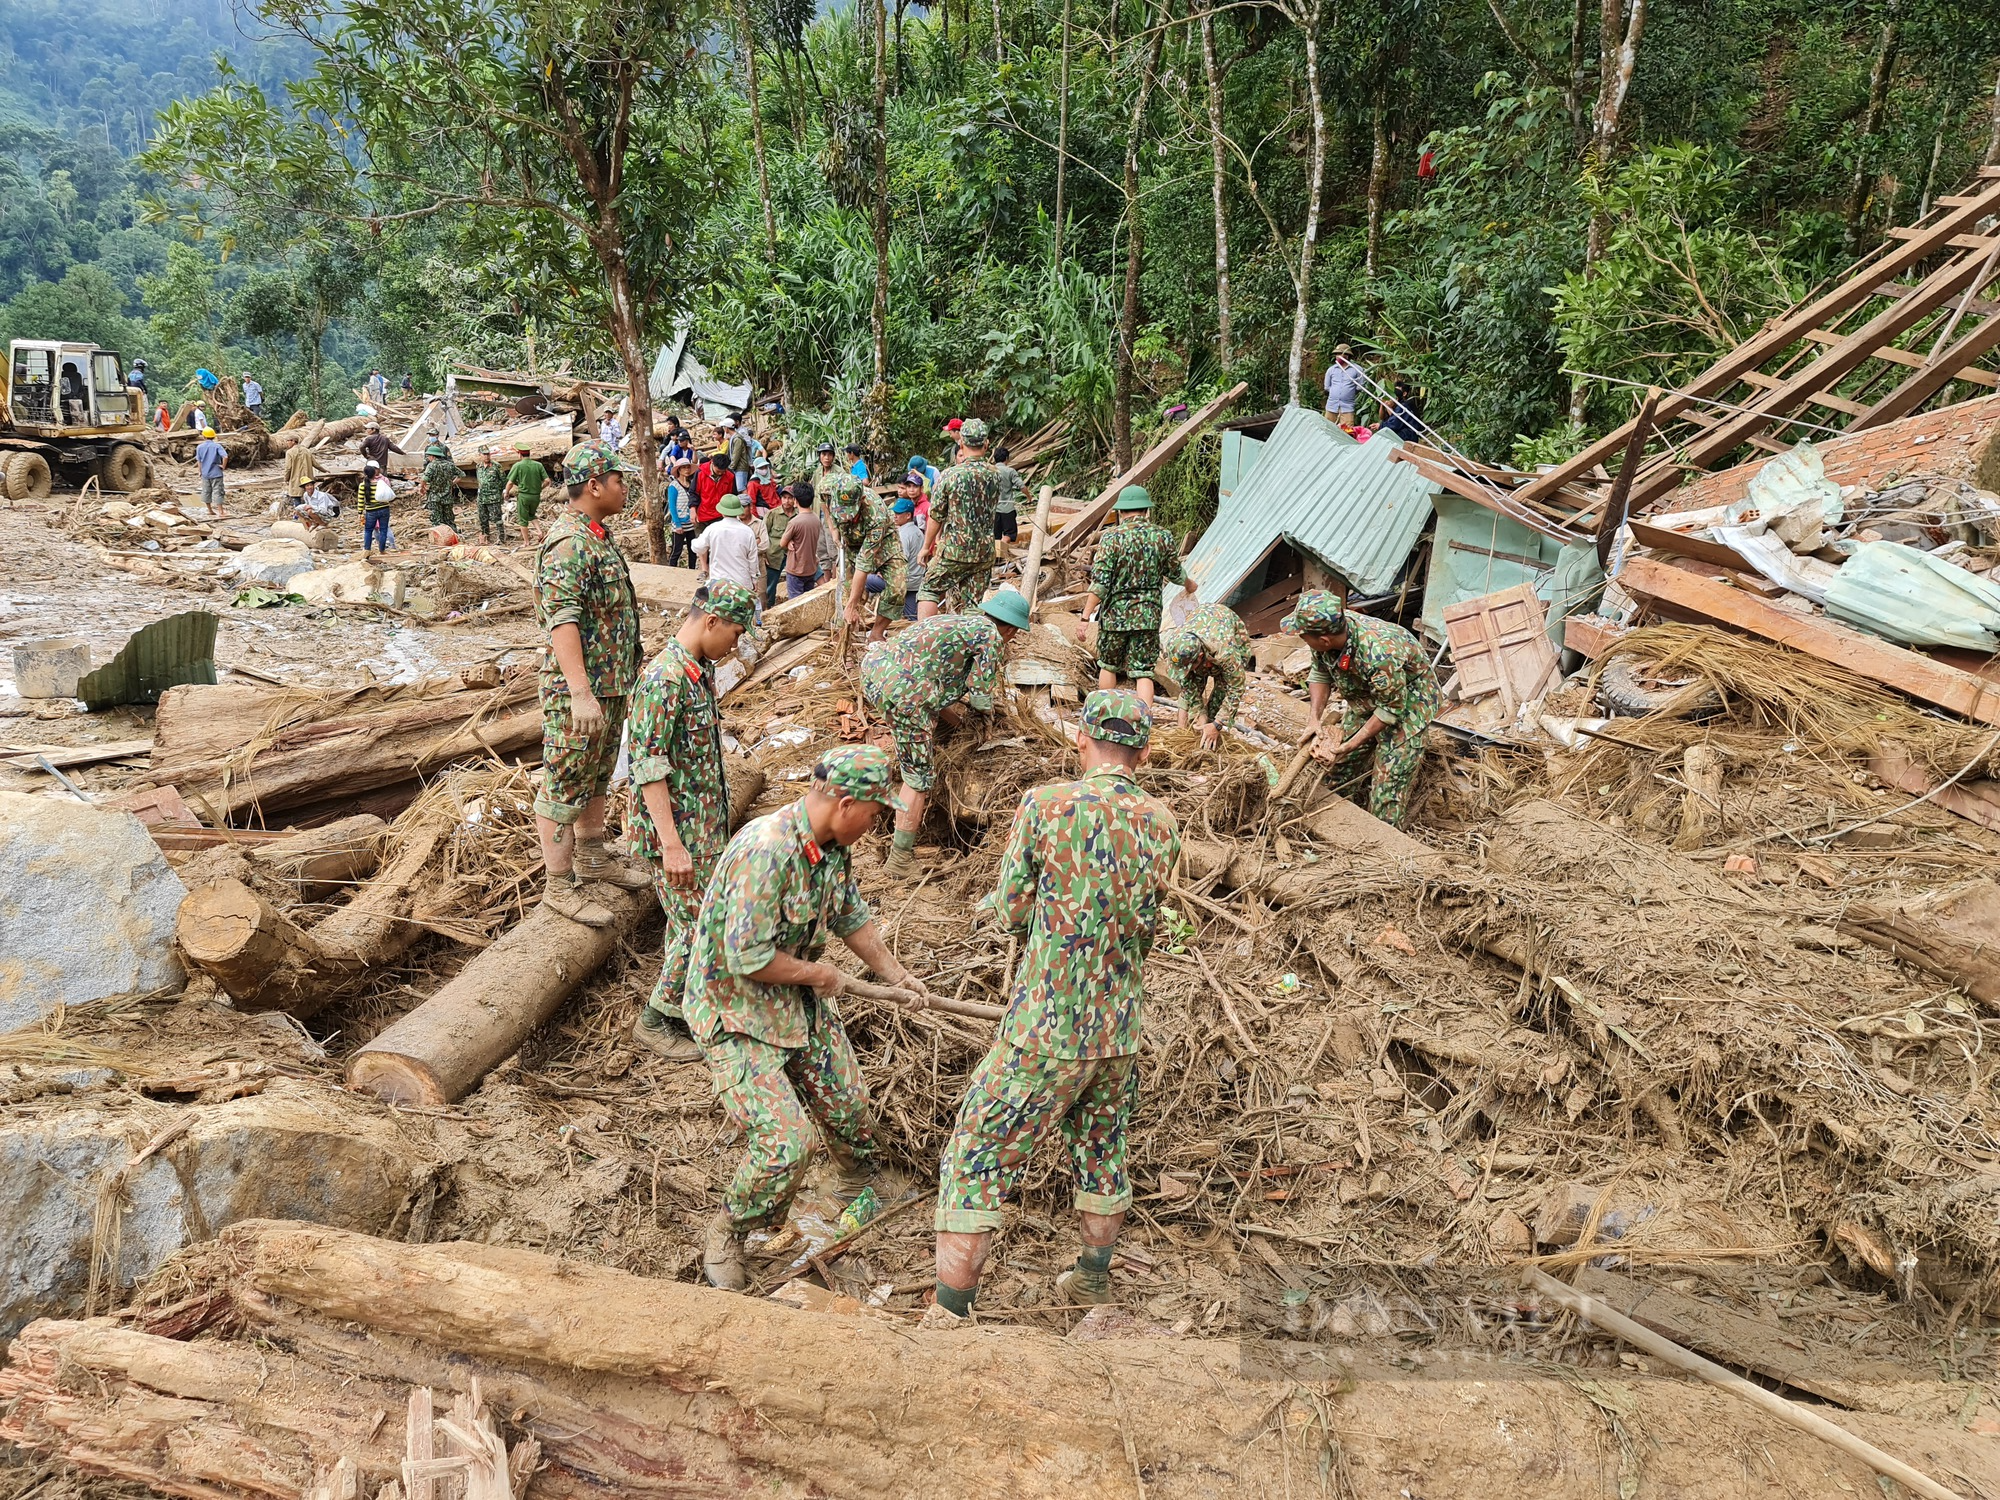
[
  {"x1": 249, "y1": 813, "x2": 386, "y2": 901},
  {"x1": 267, "y1": 415, "x2": 370, "y2": 453},
  {"x1": 347, "y1": 769, "x2": 765, "y2": 1104},
  {"x1": 1841, "y1": 879, "x2": 2000, "y2": 1011},
  {"x1": 1047, "y1": 381, "x2": 1247, "y2": 557},
  {"x1": 5, "y1": 1221, "x2": 1993, "y2": 1500}
]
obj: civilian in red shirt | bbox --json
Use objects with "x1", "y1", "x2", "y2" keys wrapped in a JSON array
[
  {"x1": 745, "y1": 458, "x2": 781, "y2": 514},
  {"x1": 694, "y1": 449, "x2": 734, "y2": 529}
]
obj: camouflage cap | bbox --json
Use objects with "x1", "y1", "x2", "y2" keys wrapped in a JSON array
[
  {"x1": 957, "y1": 417, "x2": 990, "y2": 447},
  {"x1": 563, "y1": 438, "x2": 629, "y2": 487},
  {"x1": 699, "y1": 578, "x2": 757, "y2": 630},
  {"x1": 1080, "y1": 688, "x2": 1152, "y2": 748},
  {"x1": 830, "y1": 475, "x2": 865, "y2": 521},
  {"x1": 1280, "y1": 590, "x2": 1345, "y2": 636},
  {"x1": 1161, "y1": 627, "x2": 1202, "y2": 680},
  {"x1": 813, "y1": 745, "x2": 904, "y2": 808}
]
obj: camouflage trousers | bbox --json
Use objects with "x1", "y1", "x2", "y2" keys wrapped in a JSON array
[
  {"x1": 476, "y1": 496, "x2": 508, "y2": 540},
  {"x1": 934, "y1": 1044, "x2": 1138, "y2": 1233},
  {"x1": 641, "y1": 856, "x2": 713, "y2": 1022},
  {"x1": 535, "y1": 691, "x2": 626, "y2": 823},
  {"x1": 708, "y1": 1005, "x2": 881, "y2": 1232},
  {"x1": 1330, "y1": 706, "x2": 1427, "y2": 828},
  {"x1": 917, "y1": 552, "x2": 993, "y2": 613},
  {"x1": 1096, "y1": 625, "x2": 1161, "y2": 680},
  {"x1": 863, "y1": 555, "x2": 908, "y2": 623},
  {"x1": 426, "y1": 490, "x2": 456, "y2": 529},
  {"x1": 858, "y1": 652, "x2": 939, "y2": 794}
]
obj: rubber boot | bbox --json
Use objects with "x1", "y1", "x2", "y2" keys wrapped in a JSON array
[
  {"x1": 703, "y1": 1211, "x2": 748, "y2": 1291},
  {"x1": 542, "y1": 870, "x2": 615, "y2": 927},
  {"x1": 631, "y1": 1008, "x2": 704, "y2": 1063},
  {"x1": 574, "y1": 836, "x2": 650, "y2": 890}
]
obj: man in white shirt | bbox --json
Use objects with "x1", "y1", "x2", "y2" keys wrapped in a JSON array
[
  {"x1": 1322, "y1": 343, "x2": 1364, "y2": 422},
  {"x1": 692, "y1": 494, "x2": 764, "y2": 611}
]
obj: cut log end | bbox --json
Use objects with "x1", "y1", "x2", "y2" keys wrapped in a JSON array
[{"x1": 344, "y1": 1051, "x2": 448, "y2": 1108}]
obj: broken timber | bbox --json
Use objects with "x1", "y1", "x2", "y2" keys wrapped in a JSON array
[{"x1": 1047, "y1": 381, "x2": 1247, "y2": 557}]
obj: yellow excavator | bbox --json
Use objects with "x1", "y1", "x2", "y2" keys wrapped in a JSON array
[{"x1": 0, "y1": 339, "x2": 155, "y2": 498}]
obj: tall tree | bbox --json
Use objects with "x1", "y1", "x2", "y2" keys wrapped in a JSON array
[
  {"x1": 1112, "y1": 5, "x2": 1167, "y2": 469},
  {"x1": 867, "y1": 0, "x2": 892, "y2": 449},
  {"x1": 1199, "y1": 7, "x2": 1233, "y2": 366},
  {"x1": 1844, "y1": 0, "x2": 1902, "y2": 255},
  {"x1": 1278, "y1": 0, "x2": 1330, "y2": 406},
  {"x1": 738, "y1": 0, "x2": 780, "y2": 262},
  {"x1": 145, "y1": 0, "x2": 723, "y2": 561}
]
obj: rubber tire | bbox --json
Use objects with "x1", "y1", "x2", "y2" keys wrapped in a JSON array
[
  {"x1": 100, "y1": 443, "x2": 151, "y2": 492},
  {"x1": 6, "y1": 451, "x2": 52, "y2": 500},
  {"x1": 0, "y1": 462, "x2": 11, "y2": 501},
  {"x1": 1596, "y1": 656, "x2": 1723, "y2": 719}
]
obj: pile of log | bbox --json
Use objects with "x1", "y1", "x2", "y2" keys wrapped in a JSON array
[{"x1": 148, "y1": 668, "x2": 543, "y2": 826}]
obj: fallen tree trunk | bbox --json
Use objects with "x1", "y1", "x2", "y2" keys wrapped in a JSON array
[
  {"x1": 1840, "y1": 879, "x2": 2000, "y2": 1010},
  {"x1": 6, "y1": 1220, "x2": 1992, "y2": 1500},
  {"x1": 267, "y1": 415, "x2": 370, "y2": 453},
  {"x1": 176, "y1": 829, "x2": 443, "y2": 1015},
  {"x1": 348, "y1": 769, "x2": 766, "y2": 1104},
  {"x1": 247, "y1": 813, "x2": 386, "y2": 901}
]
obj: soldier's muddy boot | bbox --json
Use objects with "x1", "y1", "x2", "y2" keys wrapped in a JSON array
[
  {"x1": 881, "y1": 838, "x2": 917, "y2": 879},
  {"x1": 1054, "y1": 1246, "x2": 1117, "y2": 1306},
  {"x1": 574, "y1": 836, "x2": 650, "y2": 890},
  {"x1": 703, "y1": 1212, "x2": 748, "y2": 1291},
  {"x1": 542, "y1": 870, "x2": 615, "y2": 927},
  {"x1": 631, "y1": 1007, "x2": 703, "y2": 1063},
  {"x1": 918, "y1": 1300, "x2": 972, "y2": 1330}
]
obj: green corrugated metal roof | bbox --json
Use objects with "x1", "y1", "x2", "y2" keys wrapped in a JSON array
[
  {"x1": 77, "y1": 610, "x2": 217, "y2": 710},
  {"x1": 1184, "y1": 406, "x2": 1439, "y2": 604}
]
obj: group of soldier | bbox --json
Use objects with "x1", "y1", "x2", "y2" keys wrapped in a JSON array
[{"x1": 527, "y1": 417, "x2": 1439, "y2": 1318}]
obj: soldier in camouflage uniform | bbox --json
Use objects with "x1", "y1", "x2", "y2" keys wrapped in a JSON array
[
  {"x1": 917, "y1": 416, "x2": 1005, "y2": 616},
  {"x1": 683, "y1": 745, "x2": 930, "y2": 1289},
  {"x1": 1161, "y1": 601, "x2": 1253, "y2": 750},
  {"x1": 830, "y1": 476, "x2": 907, "y2": 644},
  {"x1": 1079, "y1": 485, "x2": 1195, "y2": 706},
  {"x1": 1286, "y1": 590, "x2": 1440, "y2": 828},
  {"x1": 628, "y1": 579, "x2": 758, "y2": 1063},
  {"x1": 421, "y1": 440, "x2": 459, "y2": 531},
  {"x1": 473, "y1": 444, "x2": 508, "y2": 543},
  {"x1": 858, "y1": 589, "x2": 1029, "y2": 879},
  {"x1": 927, "y1": 690, "x2": 1181, "y2": 1324},
  {"x1": 533, "y1": 438, "x2": 649, "y2": 925}
]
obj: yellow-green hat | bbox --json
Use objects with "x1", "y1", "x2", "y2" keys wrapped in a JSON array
[
  {"x1": 1281, "y1": 590, "x2": 1345, "y2": 635},
  {"x1": 1113, "y1": 484, "x2": 1153, "y2": 511},
  {"x1": 717, "y1": 494, "x2": 746, "y2": 516},
  {"x1": 814, "y1": 745, "x2": 904, "y2": 808},
  {"x1": 1080, "y1": 688, "x2": 1152, "y2": 748},
  {"x1": 978, "y1": 588, "x2": 1031, "y2": 630},
  {"x1": 699, "y1": 579, "x2": 757, "y2": 629}
]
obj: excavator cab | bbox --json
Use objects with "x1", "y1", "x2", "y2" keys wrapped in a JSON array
[{"x1": 0, "y1": 341, "x2": 152, "y2": 498}]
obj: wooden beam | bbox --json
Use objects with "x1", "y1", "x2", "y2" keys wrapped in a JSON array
[
  {"x1": 1854, "y1": 312, "x2": 2000, "y2": 428},
  {"x1": 1801, "y1": 328, "x2": 2000, "y2": 385},
  {"x1": 1048, "y1": 381, "x2": 1247, "y2": 557},
  {"x1": 1390, "y1": 449, "x2": 1583, "y2": 543},
  {"x1": 1884, "y1": 228, "x2": 2000, "y2": 251},
  {"x1": 1620, "y1": 554, "x2": 2000, "y2": 725},
  {"x1": 1510, "y1": 178, "x2": 2000, "y2": 504}
]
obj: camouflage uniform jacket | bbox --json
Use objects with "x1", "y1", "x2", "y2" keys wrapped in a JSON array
[
  {"x1": 838, "y1": 492, "x2": 903, "y2": 577},
  {"x1": 625, "y1": 638, "x2": 728, "y2": 868},
  {"x1": 1306, "y1": 614, "x2": 1440, "y2": 728},
  {"x1": 682, "y1": 799, "x2": 872, "y2": 1050},
  {"x1": 929, "y1": 458, "x2": 1006, "y2": 564},
  {"x1": 865, "y1": 612, "x2": 1004, "y2": 722},
  {"x1": 422, "y1": 455, "x2": 458, "y2": 508},
  {"x1": 990, "y1": 765, "x2": 1182, "y2": 1059},
  {"x1": 1090, "y1": 520, "x2": 1187, "y2": 630},
  {"x1": 1164, "y1": 602, "x2": 1251, "y2": 726},
  {"x1": 534, "y1": 508, "x2": 642, "y2": 701},
  {"x1": 475, "y1": 463, "x2": 507, "y2": 510}
]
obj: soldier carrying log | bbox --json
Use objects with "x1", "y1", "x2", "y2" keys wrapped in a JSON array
[
  {"x1": 926, "y1": 689, "x2": 1181, "y2": 1324},
  {"x1": 628, "y1": 579, "x2": 758, "y2": 1063},
  {"x1": 1287, "y1": 590, "x2": 1440, "y2": 828},
  {"x1": 531, "y1": 438, "x2": 651, "y2": 925},
  {"x1": 682, "y1": 745, "x2": 930, "y2": 1290},
  {"x1": 858, "y1": 588, "x2": 1030, "y2": 879}
]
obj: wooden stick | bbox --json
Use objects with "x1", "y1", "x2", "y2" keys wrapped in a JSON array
[
  {"x1": 837, "y1": 972, "x2": 1003, "y2": 1022},
  {"x1": 1523, "y1": 1268, "x2": 1970, "y2": 1500},
  {"x1": 1269, "y1": 702, "x2": 1336, "y2": 803},
  {"x1": 1193, "y1": 949, "x2": 1260, "y2": 1056},
  {"x1": 1021, "y1": 484, "x2": 1055, "y2": 615}
]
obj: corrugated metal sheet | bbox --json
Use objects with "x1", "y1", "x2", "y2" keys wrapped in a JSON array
[
  {"x1": 1826, "y1": 541, "x2": 2000, "y2": 651},
  {"x1": 1184, "y1": 406, "x2": 1439, "y2": 604},
  {"x1": 1219, "y1": 429, "x2": 1264, "y2": 509},
  {"x1": 1421, "y1": 493, "x2": 1562, "y2": 640},
  {"x1": 77, "y1": 610, "x2": 217, "y2": 710}
]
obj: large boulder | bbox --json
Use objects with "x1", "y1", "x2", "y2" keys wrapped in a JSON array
[
  {"x1": 0, "y1": 791, "x2": 187, "y2": 1029},
  {"x1": 292, "y1": 560, "x2": 406, "y2": 607},
  {"x1": 230, "y1": 537, "x2": 316, "y2": 589},
  {"x1": 0, "y1": 1080, "x2": 433, "y2": 1336}
]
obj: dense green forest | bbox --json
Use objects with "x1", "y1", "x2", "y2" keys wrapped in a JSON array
[{"x1": 12, "y1": 0, "x2": 2000, "y2": 504}]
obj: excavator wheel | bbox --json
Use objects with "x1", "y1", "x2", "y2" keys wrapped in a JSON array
[
  {"x1": 100, "y1": 443, "x2": 152, "y2": 492},
  {"x1": 5, "y1": 451, "x2": 51, "y2": 500}
]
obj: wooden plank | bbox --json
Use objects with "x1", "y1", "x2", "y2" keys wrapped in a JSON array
[
  {"x1": 1626, "y1": 519, "x2": 1754, "y2": 574},
  {"x1": 1620, "y1": 553, "x2": 2000, "y2": 725},
  {"x1": 1048, "y1": 382, "x2": 1247, "y2": 557},
  {"x1": 1854, "y1": 310, "x2": 2000, "y2": 428},
  {"x1": 627, "y1": 561, "x2": 704, "y2": 613},
  {"x1": 0, "y1": 737, "x2": 155, "y2": 771},
  {"x1": 1573, "y1": 1268, "x2": 1908, "y2": 1413},
  {"x1": 1390, "y1": 450, "x2": 1583, "y2": 543},
  {"x1": 1562, "y1": 614, "x2": 1630, "y2": 660},
  {"x1": 1804, "y1": 390, "x2": 1870, "y2": 418},
  {"x1": 1510, "y1": 177, "x2": 2000, "y2": 504},
  {"x1": 1884, "y1": 228, "x2": 2000, "y2": 250}
]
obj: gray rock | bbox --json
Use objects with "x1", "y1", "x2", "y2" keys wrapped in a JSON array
[
  {"x1": 0, "y1": 1080, "x2": 433, "y2": 1336},
  {"x1": 231, "y1": 536, "x2": 316, "y2": 589},
  {"x1": 0, "y1": 790, "x2": 188, "y2": 1029}
]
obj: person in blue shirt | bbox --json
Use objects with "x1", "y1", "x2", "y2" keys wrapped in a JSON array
[
  {"x1": 128, "y1": 359, "x2": 147, "y2": 396},
  {"x1": 242, "y1": 375, "x2": 264, "y2": 421},
  {"x1": 194, "y1": 428, "x2": 229, "y2": 518},
  {"x1": 906, "y1": 453, "x2": 938, "y2": 488},
  {"x1": 667, "y1": 457, "x2": 698, "y2": 568},
  {"x1": 845, "y1": 443, "x2": 869, "y2": 482}
]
